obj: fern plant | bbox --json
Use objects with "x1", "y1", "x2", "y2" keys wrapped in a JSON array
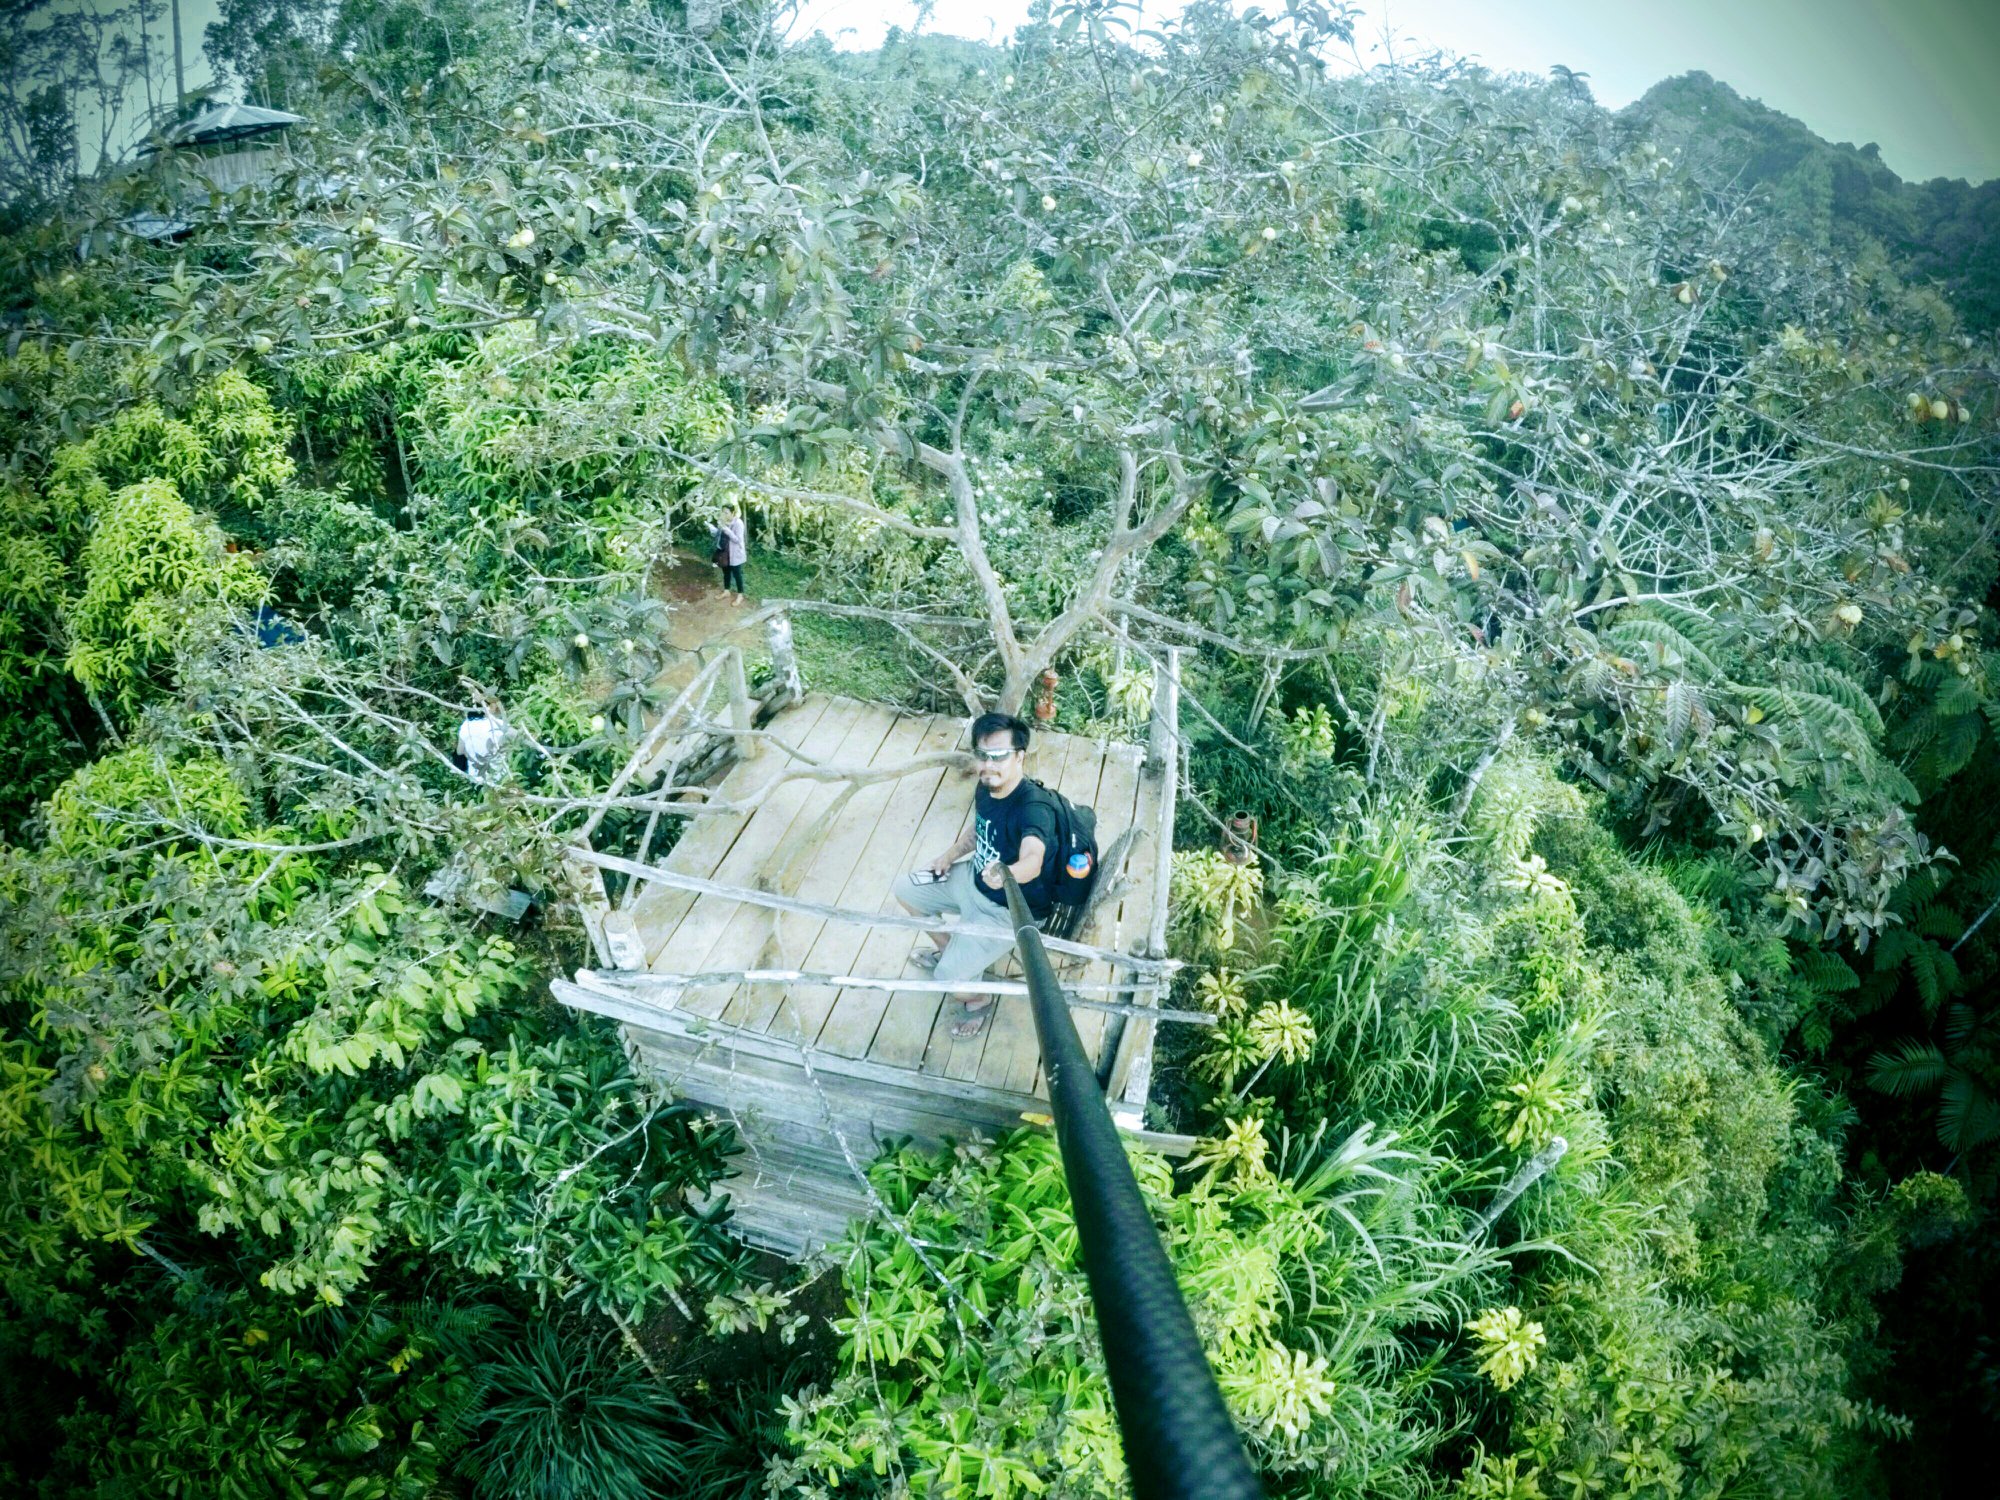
[
  {"x1": 1888, "y1": 654, "x2": 1997, "y2": 792},
  {"x1": 1575, "y1": 599, "x2": 1935, "y2": 939},
  {"x1": 1868, "y1": 1006, "x2": 2000, "y2": 1154}
]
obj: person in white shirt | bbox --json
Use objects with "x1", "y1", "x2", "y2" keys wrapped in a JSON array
[
  {"x1": 713, "y1": 506, "x2": 748, "y2": 596},
  {"x1": 454, "y1": 705, "x2": 510, "y2": 787}
]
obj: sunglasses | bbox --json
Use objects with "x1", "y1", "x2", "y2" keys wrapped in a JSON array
[{"x1": 973, "y1": 745, "x2": 1020, "y2": 763}]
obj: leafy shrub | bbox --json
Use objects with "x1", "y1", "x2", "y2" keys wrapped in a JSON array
[
  {"x1": 771, "y1": 1126, "x2": 1485, "y2": 1498},
  {"x1": 62, "y1": 477, "x2": 264, "y2": 711},
  {"x1": 56, "y1": 1290, "x2": 491, "y2": 1500},
  {"x1": 1179, "y1": 760, "x2": 1904, "y2": 1496},
  {"x1": 1, "y1": 750, "x2": 741, "y2": 1318}
]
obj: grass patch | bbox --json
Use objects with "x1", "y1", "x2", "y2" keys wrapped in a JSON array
[{"x1": 743, "y1": 551, "x2": 931, "y2": 708}]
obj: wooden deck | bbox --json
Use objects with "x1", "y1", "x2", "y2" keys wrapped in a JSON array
[
  {"x1": 553, "y1": 682, "x2": 1179, "y2": 1257},
  {"x1": 632, "y1": 693, "x2": 1159, "y2": 1084}
]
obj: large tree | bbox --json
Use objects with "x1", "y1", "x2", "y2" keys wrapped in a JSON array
[
  {"x1": 3, "y1": 2, "x2": 1996, "y2": 1493},
  {"x1": 133, "y1": 0, "x2": 1992, "y2": 941}
]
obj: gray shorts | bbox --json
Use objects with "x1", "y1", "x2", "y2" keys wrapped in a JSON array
[{"x1": 901, "y1": 861, "x2": 1025, "y2": 985}]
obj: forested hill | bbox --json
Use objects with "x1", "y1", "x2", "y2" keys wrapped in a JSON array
[
  {"x1": 1, "y1": 3, "x2": 1996, "y2": 1497},
  {"x1": 1628, "y1": 71, "x2": 2000, "y2": 329}
]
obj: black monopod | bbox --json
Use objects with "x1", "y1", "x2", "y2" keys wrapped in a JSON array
[{"x1": 1002, "y1": 869, "x2": 1262, "y2": 1500}]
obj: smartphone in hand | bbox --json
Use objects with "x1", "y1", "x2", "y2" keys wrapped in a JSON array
[{"x1": 909, "y1": 867, "x2": 944, "y2": 885}]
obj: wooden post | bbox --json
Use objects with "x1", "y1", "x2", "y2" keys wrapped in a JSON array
[
  {"x1": 563, "y1": 857, "x2": 618, "y2": 969},
  {"x1": 1115, "y1": 646, "x2": 1180, "y2": 1124},
  {"x1": 764, "y1": 610, "x2": 804, "y2": 710},
  {"x1": 600, "y1": 907, "x2": 647, "y2": 970},
  {"x1": 1146, "y1": 645, "x2": 1179, "y2": 779},
  {"x1": 1144, "y1": 648, "x2": 1181, "y2": 949},
  {"x1": 725, "y1": 645, "x2": 756, "y2": 761}
]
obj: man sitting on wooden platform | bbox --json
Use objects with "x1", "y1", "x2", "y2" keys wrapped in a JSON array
[{"x1": 897, "y1": 712, "x2": 1057, "y2": 1037}]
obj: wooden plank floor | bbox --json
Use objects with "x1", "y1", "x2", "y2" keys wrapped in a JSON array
[{"x1": 635, "y1": 694, "x2": 1161, "y2": 1089}]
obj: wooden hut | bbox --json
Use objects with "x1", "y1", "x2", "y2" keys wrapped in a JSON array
[
  {"x1": 117, "y1": 102, "x2": 305, "y2": 244},
  {"x1": 149, "y1": 102, "x2": 304, "y2": 192}
]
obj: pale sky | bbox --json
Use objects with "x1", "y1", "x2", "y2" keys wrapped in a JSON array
[
  {"x1": 788, "y1": 0, "x2": 2000, "y2": 184},
  {"x1": 100, "y1": 0, "x2": 2000, "y2": 184}
]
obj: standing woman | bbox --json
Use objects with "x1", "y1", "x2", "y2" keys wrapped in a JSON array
[{"x1": 712, "y1": 506, "x2": 748, "y2": 597}]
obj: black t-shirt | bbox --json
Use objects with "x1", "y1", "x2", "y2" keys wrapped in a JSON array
[{"x1": 972, "y1": 780, "x2": 1060, "y2": 917}]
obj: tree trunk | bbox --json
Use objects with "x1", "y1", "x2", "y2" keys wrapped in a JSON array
[{"x1": 998, "y1": 671, "x2": 1030, "y2": 717}]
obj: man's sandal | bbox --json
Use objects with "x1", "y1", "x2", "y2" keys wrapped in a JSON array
[
  {"x1": 950, "y1": 998, "x2": 995, "y2": 1038},
  {"x1": 909, "y1": 946, "x2": 942, "y2": 974}
]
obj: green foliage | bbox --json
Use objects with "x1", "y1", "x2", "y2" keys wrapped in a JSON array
[
  {"x1": 268, "y1": 342, "x2": 431, "y2": 497},
  {"x1": 0, "y1": 488, "x2": 93, "y2": 830},
  {"x1": 48, "y1": 370, "x2": 297, "y2": 518},
  {"x1": 773, "y1": 1125, "x2": 1481, "y2": 1498},
  {"x1": 63, "y1": 476, "x2": 264, "y2": 710},
  {"x1": 0, "y1": 748, "x2": 738, "y2": 1318},
  {"x1": 103, "y1": 0, "x2": 2000, "y2": 931},
  {"x1": 1869, "y1": 1020, "x2": 2000, "y2": 1154},
  {"x1": 5, "y1": 2, "x2": 1993, "y2": 1492},
  {"x1": 466, "y1": 1321, "x2": 687, "y2": 1500},
  {"x1": 62, "y1": 1290, "x2": 490, "y2": 1500},
  {"x1": 1169, "y1": 759, "x2": 1910, "y2": 1498},
  {"x1": 1466, "y1": 1307, "x2": 1546, "y2": 1393},
  {"x1": 1170, "y1": 847, "x2": 1264, "y2": 958},
  {"x1": 410, "y1": 328, "x2": 729, "y2": 539},
  {"x1": 0, "y1": 362, "x2": 297, "y2": 815}
]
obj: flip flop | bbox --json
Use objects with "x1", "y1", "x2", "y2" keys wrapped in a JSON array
[{"x1": 950, "y1": 998, "x2": 995, "y2": 1038}]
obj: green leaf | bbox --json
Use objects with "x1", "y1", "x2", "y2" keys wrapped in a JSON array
[{"x1": 1866, "y1": 1039, "x2": 1948, "y2": 1097}]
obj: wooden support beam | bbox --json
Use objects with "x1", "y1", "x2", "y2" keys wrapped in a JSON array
[
  {"x1": 567, "y1": 846, "x2": 1181, "y2": 976},
  {"x1": 1145, "y1": 643, "x2": 1179, "y2": 781},
  {"x1": 556, "y1": 977, "x2": 1201, "y2": 1160},
  {"x1": 554, "y1": 974, "x2": 1053, "y2": 1114},
  {"x1": 1114, "y1": 646, "x2": 1180, "y2": 1121},
  {"x1": 561, "y1": 858, "x2": 618, "y2": 970}
]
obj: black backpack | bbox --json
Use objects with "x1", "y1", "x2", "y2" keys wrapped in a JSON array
[{"x1": 1029, "y1": 779, "x2": 1099, "y2": 910}]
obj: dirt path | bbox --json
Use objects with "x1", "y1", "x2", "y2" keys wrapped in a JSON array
[{"x1": 651, "y1": 549, "x2": 765, "y2": 692}]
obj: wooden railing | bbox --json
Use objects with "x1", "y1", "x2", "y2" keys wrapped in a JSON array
[
  {"x1": 568, "y1": 611, "x2": 799, "y2": 969},
  {"x1": 1101, "y1": 646, "x2": 1180, "y2": 1116}
]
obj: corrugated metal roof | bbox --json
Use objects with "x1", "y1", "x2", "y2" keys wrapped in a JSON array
[{"x1": 160, "y1": 102, "x2": 305, "y2": 148}]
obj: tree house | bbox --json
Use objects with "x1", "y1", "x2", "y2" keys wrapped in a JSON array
[
  {"x1": 552, "y1": 614, "x2": 1188, "y2": 1257},
  {"x1": 155, "y1": 102, "x2": 305, "y2": 192}
]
